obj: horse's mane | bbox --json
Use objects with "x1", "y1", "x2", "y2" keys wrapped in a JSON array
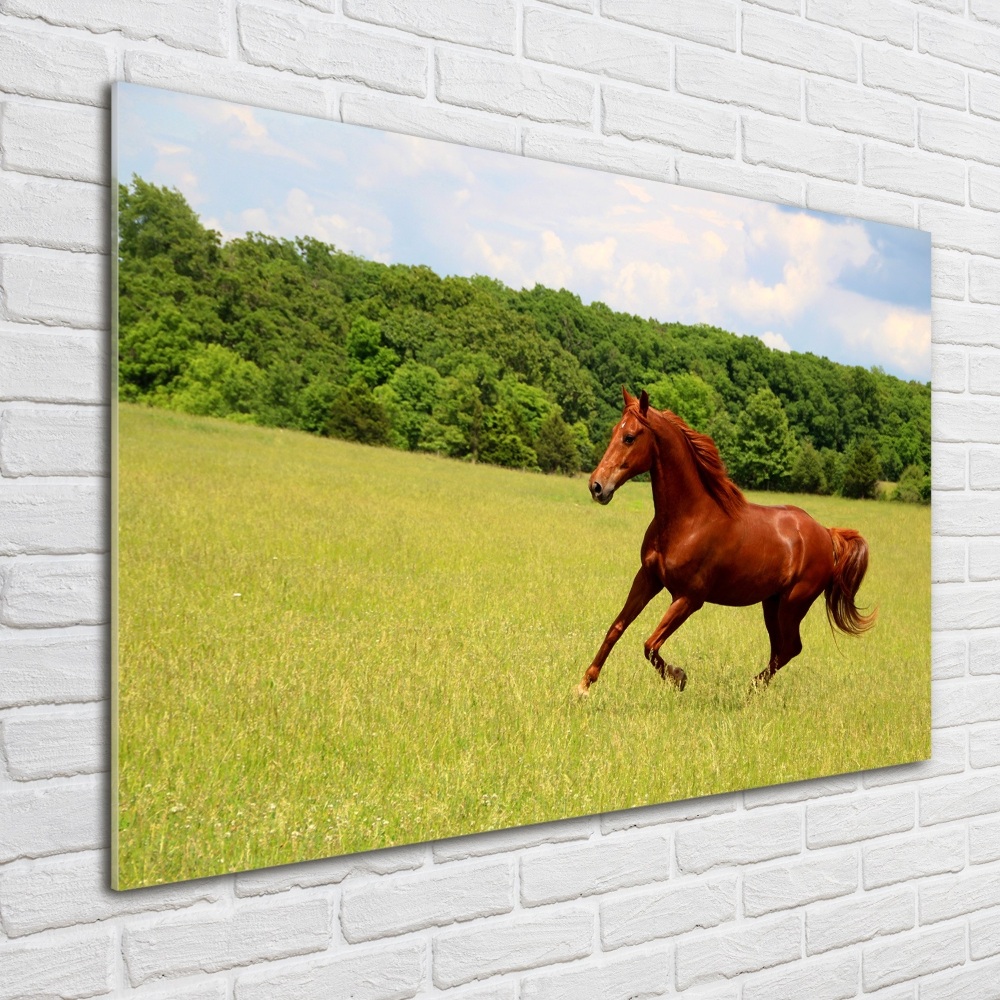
[{"x1": 643, "y1": 405, "x2": 747, "y2": 517}]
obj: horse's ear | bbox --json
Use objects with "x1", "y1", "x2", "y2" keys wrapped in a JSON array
[
  {"x1": 622, "y1": 385, "x2": 635, "y2": 408},
  {"x1": 639, "y1": 389, "x2": 649, "y2": 416}
]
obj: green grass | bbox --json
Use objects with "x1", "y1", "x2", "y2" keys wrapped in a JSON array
[{"x1": 115, "y1": 404, "x2": 930, "y2": 888}]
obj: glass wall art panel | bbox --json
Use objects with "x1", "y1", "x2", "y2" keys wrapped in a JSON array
[{"x1": 113, "y1": 83, "x2": 931, "y2": 888}]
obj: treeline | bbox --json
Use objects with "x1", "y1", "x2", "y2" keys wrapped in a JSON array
[{"x1": 118, "y1": 177, "x2": 930, "y2": 501}]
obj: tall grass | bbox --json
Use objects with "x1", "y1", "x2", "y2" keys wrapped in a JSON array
[{"x1": 116, "y1": 404, "x2": 929, "y2": 888}]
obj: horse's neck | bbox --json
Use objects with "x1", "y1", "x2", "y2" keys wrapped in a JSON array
[{"x1": 649, "y1": 417, "x2": 715, "y2": 524}]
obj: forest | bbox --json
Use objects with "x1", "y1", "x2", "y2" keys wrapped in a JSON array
[{"x1": 117, "y1": 177, "x2": 931, "y2": 501}]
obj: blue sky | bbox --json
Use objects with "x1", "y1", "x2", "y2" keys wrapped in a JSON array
[{"x1": 116, "y1": 83, "x2": 932, "y2": 381}]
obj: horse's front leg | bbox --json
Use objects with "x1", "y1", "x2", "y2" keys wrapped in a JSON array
[
  {"x1": 644, "y1": 595, "x2": 703, "y2": 691},
  {"x1": 578, "y1": 566, "x2": 662, "y2": 696}
]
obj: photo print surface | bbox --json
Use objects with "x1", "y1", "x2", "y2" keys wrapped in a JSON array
[{"x1": 113, "y1": 83, "x2": 931, "y2": 889}]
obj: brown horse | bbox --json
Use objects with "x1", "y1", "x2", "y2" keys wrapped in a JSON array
[{"x1": 578, "y1": 388, "x2": 875, "y2": 696}]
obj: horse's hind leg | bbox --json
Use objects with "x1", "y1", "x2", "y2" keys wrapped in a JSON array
[
  {"x1": 752, "y1": 591, "x2": 815, "y2": 689},
  {"x1": 754, "y1": 595, "x2": 781, "y2": 688},
  {"x1": 644, "y1": 595, "x2": 703, "y2": 691}
]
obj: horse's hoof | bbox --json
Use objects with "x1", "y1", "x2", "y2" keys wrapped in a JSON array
[
  {"x1": 575, "y1": 682, "x2": 590, "y2": 699},
  {"x1": 674, "y1": 668, "x2": 687, "y2": 692}
]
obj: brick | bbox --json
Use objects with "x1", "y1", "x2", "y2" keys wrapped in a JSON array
[
  {"x1": 520, "y1": 947, "x2": 670, "y2": 1000},
  {"x1": 743, "y1": 8, "x2": 857, "y2": 81},
  {"x1": 744, "y1": 776, "x2": 858, "y2": 810},
  {"x1": 0, "y1": 100, "x2": 105, "y2": 184},
  {"x1": 433, "y1": 909, "x2": 592, "y2": 988},
  {"x1": 807, "y1": 886, "x2": 914, "y2": 955},
  {"x1": 972, "y1": 908, "x2": 1000, "y2": 958},
  {"x1": 921, "y1": 773, "x2": 1000, "y2": 825},
  {"x1": 921, "y1": 107, "x2": 1000, "y2": 168},
  {"x1": 934, "y1": 678, "x2": 1000, "y2": 726},
  {"x1": 0, "y1": 24, "x2": 111, "y2": 106},
  {"x1": 920, "y1": 869, "x2": 1000, "y2": 925},
  {"x1": 0, "y1": 405, "x2": 105, "y2": 477},
  {"x1": 971, "y1": 72, "x2": 1000, "y2": 121},
  {"x1": 936, "y1": 399, "x2": 1000, "y2": 448},
  {"x1": 603, "y1": 87, "x2": 736, "y2": 155},
  {"x1": 921, "y1": 962, "x2": 1000, "y2": 1000},
  {"x1": 127, "y1": 984, "x2": 227, "y2": 1000},
  {"x1": 524, "y1": 7, "x2": 670, "y2": 90},
  {"x1": 972, "y1": 0, "x2": 1000, "y2": 25},
  {"x1": 679, "y1": 156, "x2": 802, "y2": 206},
  {"x1": 934, "y1": 584, "x2": 1000, "y2": 628},
  {"x1": 0, "y1": 481, "x2": 102, "y2": 556},
  {"x1": 806, "y1": 0, "x2": 914, "y2": 47},
  {"x1": 972, "y1": 818, "x2": 1000, "y2": 864},
  {"x1": 919, "y1": 12, "x2": 1000, "y2": 76},
  {"x1": 437, "y1": 50, "x2": 592, "y2": 125},
  {"x1": 931, "y1": 631, "x2": 961, "y2": 675},
  {"x1": 0, "y1": 777, "x2": 101, "y2": 863},
  {"x1": 0, "y1": 250, "x2": 107, "y2": 328},
  {"x1": 601, "y1": 0, "x2": 737, "y2": 50},
  {"x1": 0, "y1": 326, "x2": 105, "y2": 403},
  {"x1": 933, "y1": 347, "x2": 966, "y2": 393},
  {"x1": 342, "y1": 92, "x2": 516, "y2": 153},
  {"x1": 933, "y1": 302, "x2": 1000, "y2": 348},
  {"x1": 675, "y1": 809, "x2": 800, "y2": 873},
  {"x1": 742, "y1": 951, "x2": 859, "y2": 1000},
  {"x1": 806, "y1": 79, "x2": 914, "y2": 145},
  {"x1": 864, "y1": 924, "x2": 965, "y2": 991},
  {"x1": 971, "y1": 258, "x2": 1000, "y2": 305},
  {"x1": 124, "y1": 898, "x2": 331, "y2": 986},
  {"x1": 863, "y1": 44, "x2": 966, "y2": 111},
  {"x1": 344, "y1": 0, "x2": 516, "y2": 53},
  {"x1": 0, "y1": 927, "x2": 113, "y2": 1000},
  {"x1": 0, "y1": 555, "x2": 106, "y2": 628},
  {"x1": 3, "y1": 0, "x2": 226, "y2": 55},
  {"x1": 970, "y1": 165, "x2": 1000, "y2": 212},
  {"x1": 863, "y1": 728, "x2": 961, "y2": 787},
  {"x1": 743, "y1": 850, "x2": 857, "y2": 917},
  {"x1": 863, "y1": 828, "x2": 965, "y2": 889},
  {"x1": 600, "y1": 793, "x2": 739, "y2": 834},
  {"x1": 341, "y1": 859, "x2": 513, "y2": 942},
  {"x1": 239, "y1": 5, "x2": 427, "y2": 97},
  {"x1": 235, "y1": 942, "x2": 424, "y2": 1000},
  {"x1": 970, "y1": 632, "x2": 1000, "y2": 673},
  {"x1": 675, "y1": 914, "x2": 801, "y2": 990},
  {"x1": 864, "y1": 144, "x2": 964, "y2": 204},
  {"x1": 520, "y1": 834, "x2": 670, "y2": 905},
  {"x1": 744, "y1": 117, "x2": 858, "y2": 182},
  {"x1": 0, "y1": 850, "x2": 220, "y2": 938},
  {"x1": 932, "y1": 444, "x2": 965, "y2": 491},
  {"x1": 747, "y1": 0, "x2": 801, "y2": 11},
  {"x1": 123, "y1": 51, "x2": 330, "y2": 120},
  {"x1": 0, "y1": 174, "x2": 109, "y2": 253},
  {"x1": 676, "y1": 46, "x2": 799, "y2": 118},
  {"x1": 971, "y1": 723, "x2": 1000, "y2": 765},
  {"x1": 972, "y1": 447, "x2": 1000, "y2": 488},
  {"x1": 805, "y1": 181, "x2": 912, "y2": 227},
  {"x1": 932, "y1": 252, "x2": 966, "y2": 301},
  {"x1": 433, "y1": 815, "x2": 591, "y2": 861},
  {"x1": 807, "y1": 790, "x2": 914, "y2": 847},
  {"x1": 972, "y1": 352, "x2": 1000, "y2": 397},
  {"x1": 0, "y1": 627, "x2": 105, "y2": 708},
  {"x1": 933, "y1": 538, "x2": 965, "y2": 583},
  {"x1": 921, "y1": 203, "x2": 1000, "y2": 258},
  {"x1": 1, "y1": 702, "x2": 104, "y2": 779},
  {"x1": 521, "y1": 127, "x2": 670, "y2": 183},
  {"x1": 600, "y1": 874, "x2": 737, "y2": 949},
  {"x1": 234, "y1": 843, "x2": 425, "y2": 895}
]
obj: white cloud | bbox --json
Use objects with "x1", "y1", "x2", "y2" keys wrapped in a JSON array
[
  {"x1": 617, "y1": 178, "x2": 653, "y2": 203},
  {"x1": 759, "y1": 331, "x2": 792, "y2": 352},
  {"x1": 833, "y1": 298, "x2": 932, "y2": 377},
  {"x1": 573, "y1": 237, "x2": 617, "y2": 272}
]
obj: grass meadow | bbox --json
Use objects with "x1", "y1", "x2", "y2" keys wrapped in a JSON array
[{"x1": 115, "y1": 404, "x2": 930, "y2": 888}]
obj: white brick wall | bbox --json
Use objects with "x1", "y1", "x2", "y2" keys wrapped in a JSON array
[{"x1": 1, "y1": 2, "x2": 999, "y2": 998}]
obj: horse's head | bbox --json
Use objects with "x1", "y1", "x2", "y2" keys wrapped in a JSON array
[{"x1": 589, "y1": 387, "x2": 654, "y2": 505}]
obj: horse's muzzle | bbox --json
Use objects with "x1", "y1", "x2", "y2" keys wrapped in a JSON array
[{"x1": 590, "y1": 479, "x2": 615, "y2": 504}]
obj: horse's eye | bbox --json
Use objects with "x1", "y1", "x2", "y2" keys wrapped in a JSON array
[{"x1": 624, "y1": 434, "x2": 636, "y2": 445}]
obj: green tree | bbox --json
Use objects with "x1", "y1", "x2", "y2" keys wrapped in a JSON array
[
  {"x1": 842, "y1": 439, "x2": 882, "y2": 499},
  {"x1": 820, "y1": 448, "x2": 844, "y2": 496},
  {"x1": 892, "y1": 464, "x2": 930, "y2": 504},
  {"x1": 535, "y1": 411, "x2": 579, "y2": 475},
  {"x1": 730, "y1": 388, "x2": 796, "y2": 490},
  {"x1": 327, "y1": 381, "x2": 392, "y2": 445},
  {"x1": 790, "y1": 441, "x2": 826, "y2": 494},
  {"x1": 478, "y1": 406, "x2": 537, "y2": 469}
]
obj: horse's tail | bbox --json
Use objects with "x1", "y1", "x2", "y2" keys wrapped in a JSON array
[{"x1": 825, "y1": 527, "x2": 877, "y2": 636}]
